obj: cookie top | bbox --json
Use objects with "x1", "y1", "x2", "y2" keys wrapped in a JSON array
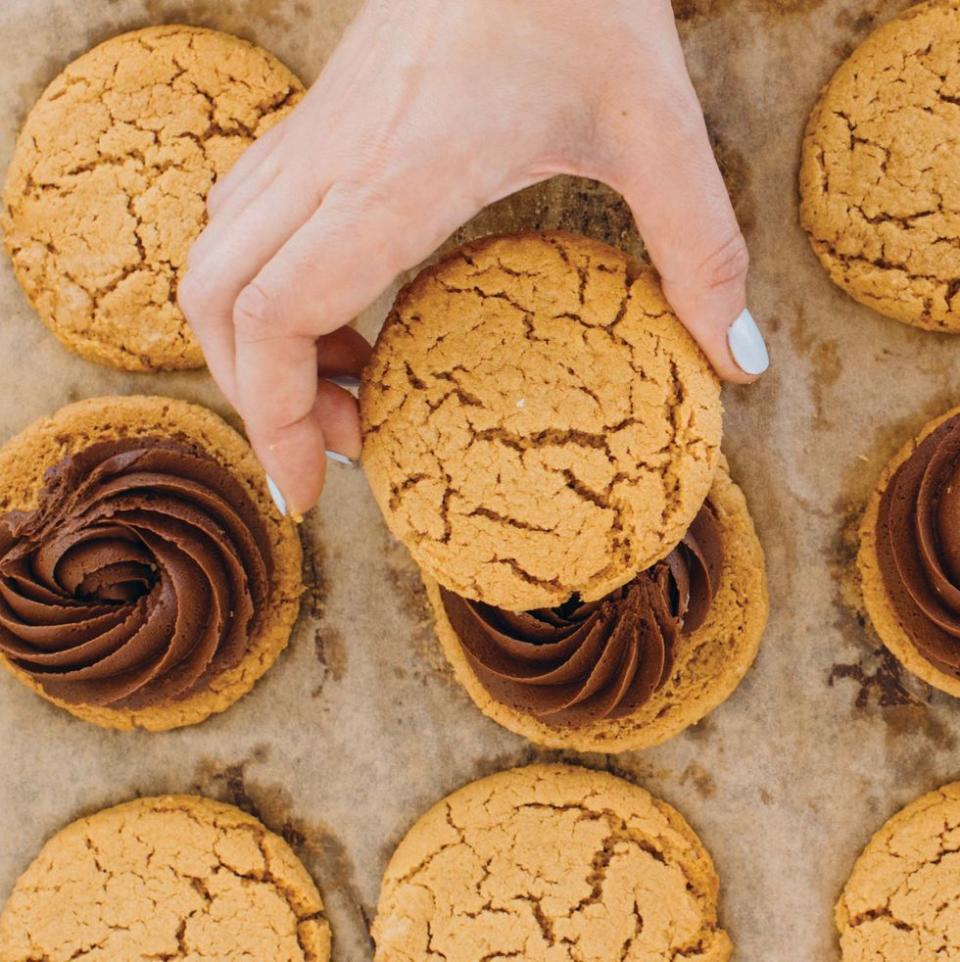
[
  {"x1": 0, "y1": 794, "x2": 331, "y2": 962},
  {"x1": 1, "y1": 25, "x2": 303, "y2": 370},
  {"x1": 361, "y1": 232, "x2": 722, "y2": 611},
  {"x1": 836, "y1": 781, "x2": 960, "y2": 960},
  {"x1": 0, "y1": 395, "x2": 302, "y2": 731},
  {"x1": 800, "y1": 0, "x2": 960, "y2": 331},
  {"x1": 427, "y1": 458, "x2": 768, "y2": 752},
  {"x1": 373, "y1": 763, "x2": 731, "y2": 962},
  {"x1": 859, "y1": 405, "x2": 960, "y2": 696}
]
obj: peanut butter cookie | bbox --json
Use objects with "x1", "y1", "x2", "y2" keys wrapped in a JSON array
[
  {"x1": 859, "y1": 405, "x2": 960, "y2": 696},
  {"x1": 427, "y1": 457, "x2": 768, "y2": 752},
  {"x1": 373, "y1": 763, "x2": 731, "y2": 962},
  {"x1": 0, "y1": 795, "x2": 331, "y2": 962},
  {"x1": 800, "y1": 0, "x2": 960, "y2": 331},
  {"x1": 837, "y1": 781, "x2": 960, "y2": 961},
  {"x1": 1, "y1": 25, "x2": 303, "y2": 370},
  {"x1": 360, "y1": 232, "x2": 722, "y2": 611},
  {"x1": 0, "y1": 395, "x2": 302, "y2": 731}
]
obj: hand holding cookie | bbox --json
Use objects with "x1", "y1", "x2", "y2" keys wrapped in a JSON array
[{"x1": 178, "y1": 0, "x2": 769, "y2": 518}]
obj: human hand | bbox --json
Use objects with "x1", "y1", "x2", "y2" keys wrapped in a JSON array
[{"x1": 179, "y1": 0, "x2": 768, "y2": 517}]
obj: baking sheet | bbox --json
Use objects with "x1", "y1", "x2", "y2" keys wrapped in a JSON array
[{"x1": 0, "y1": 0, "x2": 956, "y2": 959}]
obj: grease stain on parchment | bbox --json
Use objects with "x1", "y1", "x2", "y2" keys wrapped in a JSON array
[
  {"x1": 381, "y1": 533, "x2": 451, "y2": 684},
  {"x1": 300, "y1": 524, "x2": 348, "y2": 698},
  {"x1": 452, "y1": 177, "x2": 643, "y2": 261},
  {"x1": 788, "y1": 305, "x2": 844, "y2": 429},
  {"x1": 194, "y1": 754, "x2": 375, "y2": 956},
  {"x1": 673, "y1": 0, "x2": 826, "y2": 24},
  {"x1": 450, "y1": 131, "x2": 749, "y2": 265},
  {"x1": 825, "y1": 458, "x2": 960, "y2": 771},
  {"x1": 831, "y1": 0, "x2": 917, "y2": 58}
]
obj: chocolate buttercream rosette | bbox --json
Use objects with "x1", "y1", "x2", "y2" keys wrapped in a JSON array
[
  {"x1": 0, "y1": 395, "x2": 302, "y2": 731},
  {"x1": 425, "y1": 459, "x2": 767, "y2": 752},
  {"x1": 860, "y1": 405, "x2": 960, "y2": 695}
]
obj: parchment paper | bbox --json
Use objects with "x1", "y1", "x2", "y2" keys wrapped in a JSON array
[{"x1": 0, "y1": 1, "x2": 955, "y2": 959}]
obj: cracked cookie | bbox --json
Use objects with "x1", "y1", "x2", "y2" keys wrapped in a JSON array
[
  {"x1": 1, "y1": 25, "x2": 303, "y2": 370},
  {"x1": 836, "y1": 781, "x2": 960, "y2": 961},
  {"x1": 0, "y1": 794, "x2": 331, "y2": 962},
  {"x1": 800, "y1": 0, "x2": 960, "y2": 331},
  {"x1": 372, "y1": 763, "x2": 731, "y2": 962},
  {"x1": 427, "y1": 458, "x2": 768, "y2": 751},
  {"x1": 360, "y1": 231, "x2": 723, "y2": 611},
  {"x1": 0, "y1": 394, "x2": 302, "y2": 731},
  {"x1": 859, "y1": 405, "x2": 960, "y2": 696}
]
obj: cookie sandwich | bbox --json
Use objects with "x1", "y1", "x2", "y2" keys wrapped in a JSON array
[
  {"x1": 2, "y1": 25, "x2": 303, "y2": 370},
  {"x1": 361, "y1": 232, "x2": 767, "y2": 751},
  {"x1": 800, "y1": 0, "x2": 960, "y2": 331},
  {"x1": 0, "y1": 395, "x2": 302, "y2": 731},
  {"x1": 859, "y1": 405, "x2": 960, "y2": 694},
  {"x1": 0, "y1": 795, "x2": 331, "y2": 962},
  {"x1": 373, "y1": 764, "x2": 731, "y2": 962}
]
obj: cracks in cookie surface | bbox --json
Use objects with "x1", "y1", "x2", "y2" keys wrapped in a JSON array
[
  {"x1": 374, "y1": 768, "x2": 726, "y2": 962},
  {"x1": 363, "y1": 233, "x2": 719, "y2": 605},
  {"x1": 839, "y1": 786, "x2": 960, "y2": 961},
  {"x1": 1, "y1": 797, "x2": 329, "y2": 962},
  {"x1": 801, "y1": 11, "x2": 960, "y2": 328},
  {"x1": 2, "y1": 27, "x2": 302, "y2": 369}
]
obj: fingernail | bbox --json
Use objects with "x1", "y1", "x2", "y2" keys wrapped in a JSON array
[
  {"x1": 727, "y1": 309, "x2": 769, "y2": 376},
  {"x1": 266, "y1": 475, "x2": 287, "y2": 516},
  {"x1": 328, "y1": 375, "x2": 361, "y2": 394},
  {"x1": 326, "y1": 450, "x2": 355, "y2": 466}
]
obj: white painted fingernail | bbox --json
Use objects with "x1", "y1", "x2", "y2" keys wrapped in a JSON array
[
  {"x1": 727, "y1": 309, "x2": 769, "y2": 376},
  {"x1": 266, "y1": 475, "x2": 287, "y2": 516},
  {"x1": 328, "y1": 375, "x2": 361, "y2": 394},
  {"x1": 326, "y1": 450, "x2": 354, "y2": 465}
]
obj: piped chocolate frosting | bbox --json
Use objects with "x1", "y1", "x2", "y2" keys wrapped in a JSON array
[
  {"x1": 0, "y1": 437, "x2": 273, "y2": 709},
  {"x1": 440, "y1": 503, "x2": 724, "y2": 727},
  {"x1": 876, "y1": 413, "x2": 960, "y2": 678}
]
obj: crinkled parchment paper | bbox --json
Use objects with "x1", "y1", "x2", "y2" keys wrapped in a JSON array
[{"x1": 1, "y1": 1, "x2": 957, "y2": 959}]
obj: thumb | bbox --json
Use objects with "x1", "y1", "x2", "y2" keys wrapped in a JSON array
[{"x1": 606, "y1": 90, "x2": 768, "y2": 383}]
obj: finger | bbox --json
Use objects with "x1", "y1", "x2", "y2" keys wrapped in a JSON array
[
  {"x1": 206, "y1": 117, "x2": 288, "y2": 220},
  {"x1": 177, "y1": 168, "x2": 326, "y2": 403},
  {"x1": 606, "y1": 62, "x2": 768, "y2": 382},
  {"x1": 233, "y1": 181, "x2": 478, "y2": 514},
  {"x1": 316, "y1": 326, "x2": 372, "y2": 379},
  {"x1": 255, "y1": 380, "x2": 362, "y2": 518}
]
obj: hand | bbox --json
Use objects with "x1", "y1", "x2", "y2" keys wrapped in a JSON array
[{"x1": 179, "y1": 0, "x2": 768, "y2": 517}]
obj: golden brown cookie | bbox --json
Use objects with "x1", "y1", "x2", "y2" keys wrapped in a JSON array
[
  {"x1": 426, "y1": 457, "x2": 767, "y2": 752},
  {"x1": 800, "y1": 0, "x2": 960, "y2": 331},
  {"x1": 361, "y1": 231, "x2": 722, "y2": 611},
  {"x1": 373, "y1": 763, "x2": 731, "y2": 962},
  {"x1": 859, "y1": 405, "x2": 960, "y2": 696},
  {"x1": 1, "y1": 25, "x2": 303, "y2": 370},
  {"x1": 0, "y1": 794, "x2": 331, "y2": 962},
  {"x1": 0, "y1": 395, "x2": 302, "y2": 731},
  {"x1": 836, "y1": 781, "x2": 960, "y2": 961}
]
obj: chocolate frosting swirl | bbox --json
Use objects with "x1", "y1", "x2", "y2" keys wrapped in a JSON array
[
  {"x1": 877, "y1": 414, "x2": 960, "y2": 678},
  {"x1": 440, "y1": 503, "x2": 724, "y2": 727},
  {"x1": 0, "y1": 437, "x2": 273, "y2": 709}
]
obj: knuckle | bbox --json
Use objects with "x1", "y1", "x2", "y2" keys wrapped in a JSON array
[
  {"x1": 234, "y1": 281, "x2": 278, "y2": 341},
  {"x1": 699, "y1": 233, "x2": 750, "y2": 290},
  {"x1": 176, "y1": 271, "x2": 207, "y2": 320}
]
